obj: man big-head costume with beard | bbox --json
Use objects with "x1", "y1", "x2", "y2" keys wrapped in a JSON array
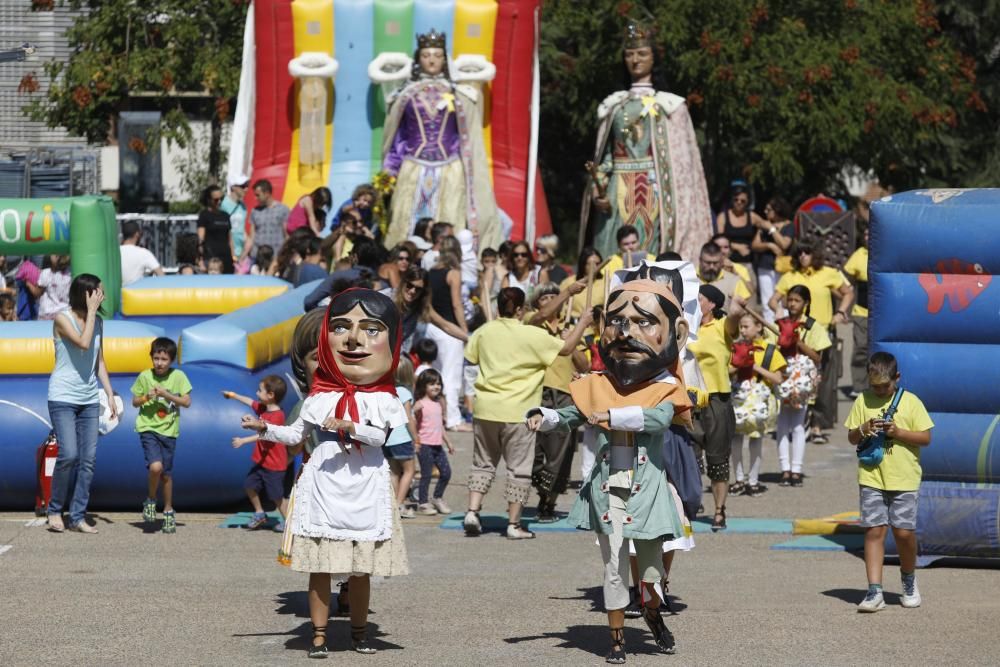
[{"x1": 526, "y1": 261, "x2": 693, "y2": 661}]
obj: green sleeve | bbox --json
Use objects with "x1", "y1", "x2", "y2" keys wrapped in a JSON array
[
  {"x1": 641, "y1": 402, "x2": 676, "y2": 434},
  {"x1": 130, "y1": 372, "x2": 147, "y2": 396},
  {"x1": 553, "y1": 405, "x2": 586, "y2": 431}
]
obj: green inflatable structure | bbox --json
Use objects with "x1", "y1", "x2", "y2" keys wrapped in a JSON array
[{"x1": 0, "y1": 196, "x2": 121, "y2": 317}]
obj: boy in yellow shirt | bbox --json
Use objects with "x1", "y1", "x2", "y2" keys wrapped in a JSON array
[{"x1": 845, "y1": 352, "x2": 933, "y2": 613}]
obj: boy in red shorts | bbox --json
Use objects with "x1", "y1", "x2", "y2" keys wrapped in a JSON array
[{"x1": 225, "y1": 375, "x2": 288, "y2": 531}]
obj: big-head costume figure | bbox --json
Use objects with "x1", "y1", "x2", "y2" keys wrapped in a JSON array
[
  {"x1": 527, "y1": 262, "x2": 691, "y2": 661},
  {"x1": 242, "y1": 288, "x2": 409, "y2": 657}
]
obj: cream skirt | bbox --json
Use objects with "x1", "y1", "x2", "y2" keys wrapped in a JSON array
[{"x1": 290, "y1": 505, "x2": 410, "y2": 577}]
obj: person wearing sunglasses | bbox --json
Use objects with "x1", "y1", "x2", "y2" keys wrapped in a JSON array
[
  {"x1": 501, "y1": 241, "x2": 541, "y2": 297},
  {"x1": 378, "y1": 243, "x2": 413, "y2": 291},
  {"x1": 769, "y1": 241, "x2": 854, "y2": 444},
  {"x1": 535, "y1": 235, "x2": 568, "y2": 286},
  {"x1": 197, "y1": 184, "x2": 235, "y2": 274}
]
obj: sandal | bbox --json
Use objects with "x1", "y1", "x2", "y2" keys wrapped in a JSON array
[
  {"x1": 711, "y1": 506, "x2": 727, "y2": 532},
  {"x1": 308, "y1": 625, "x2": 328, "y2": 659},
  {"x1": 728, "y1": 481, "x2": 747, "y2": 495},
  {"x1": 641, "y1": 605, "x2": 676, "y2": 654},
  {"x1": 779, "y1": 471, "x2": 792, "y2": 487},
  {"x1": 812, "y1": 432, "x2": 829, "y2": 445},
  {"x1": 790, "y1": 473, "x2": 804, "y2": 487},
  {"x1": 351, "y1": 625, "x2": 376, "y2": 654},
  {"x1": 606, "y1": 626, "x2": 626, "y2": 664}
]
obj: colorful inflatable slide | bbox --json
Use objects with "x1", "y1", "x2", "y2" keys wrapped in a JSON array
[{"x1": 229, "y1": 0, "x2": 551, "y2": 242}]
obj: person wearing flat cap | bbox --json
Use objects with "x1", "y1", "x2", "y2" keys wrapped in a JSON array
[{"x1": 688, "y1": 284, "x2": 745, "y2": 534}]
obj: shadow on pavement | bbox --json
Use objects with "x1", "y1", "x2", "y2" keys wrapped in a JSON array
[
  {"x1": 821, "y1": 588, "x2": 902, "y2": 606},
  {"x1": 277, "y1": 621, "x2": 402, "y2": 654},
  {"x1": 504, "y1": 624, "x2": 674, "y2": 659}
]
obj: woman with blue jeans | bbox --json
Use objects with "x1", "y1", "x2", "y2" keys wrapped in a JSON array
[{"x1": 46, "y1": 274, "x2": 117, "y2": 534}]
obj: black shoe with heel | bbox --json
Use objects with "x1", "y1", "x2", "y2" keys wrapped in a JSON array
[{"x1": 711, "y1": 505, "x2": 727, "y2": 532}]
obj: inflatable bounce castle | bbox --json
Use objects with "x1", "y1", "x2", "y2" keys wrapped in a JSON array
[
  {"x1": 228, "y1": 0, "x2": 552, "y2": 242},
  {"x1": 871, "y1": 189, "x2": 1000, "y2": 564}
]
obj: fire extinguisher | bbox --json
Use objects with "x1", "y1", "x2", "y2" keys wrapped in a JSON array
[{"x1": 35, "y1": 430, "x2": 58, "y2": 517}]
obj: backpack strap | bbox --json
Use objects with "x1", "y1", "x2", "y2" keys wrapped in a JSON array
[
  {"x1": 761, "y1": 344, "x2": 776, "y2": 371},
  {"x1": 803, "y1": 316, "x2": 816, "y2": 330},
  {"x1": 884, "y1": 388, "x2": 905, "y2": 420}
]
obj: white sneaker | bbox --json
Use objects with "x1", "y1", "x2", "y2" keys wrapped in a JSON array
[
  {"x1": 463, "y1": 510, "x2": 481, "y2": 536},
  {"x1": 416, "y1": 503, "x2": 438, "y2": 516},
  {"x1": 901, "y1": 578, "x2": 921, "y2": 608},
  {"x1": 398, "y1": 505, "x2": 415, "y2": 519},
  {"x1": 431, "y1": 497, "x2": 452, "y2": 515},
  {"x1": 506, "y1": 523, "x2": 536, "y2": 540},
  {"x1": 857, "y1": 589, "x2": 885, "y2": 613}
]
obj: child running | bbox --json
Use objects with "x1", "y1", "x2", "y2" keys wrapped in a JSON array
[
  {"x1": 131, "y1": 337, "x2": 192, "y2": 533},
  {"x1": 224, "y1": 375, "x2": 289, "y2": 531},
  {"x1": 845, "y1": 352, "x2": 933, "y2": 612},
  {"x1": 729, "y1": 310, "x2": 785, "y2": 497},
  {"x1": 412, "y1": 369, "x2": 454, "y2": 515},
  {"x1": 774, "y1": 285, "x2": 830, "y2": 487},
  {"x1": 385, "y1": 357, "x2": 419, "y2": 518}
]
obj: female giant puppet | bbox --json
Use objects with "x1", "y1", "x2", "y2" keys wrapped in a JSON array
[
  {"x1": 242, "y1": 289, "x2": 409, "y2": 658},
  {"x1": 582, "y1": 22, "x2": 712, "y2": 263},
  {"x1": 369, "y1": 29, "x2": 501, "y2": 252},
  {"x1": 527, "y1": 261, "x2": 693, "y2": 662}
]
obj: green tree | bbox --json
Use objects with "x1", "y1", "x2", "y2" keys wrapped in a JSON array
[
  {"x1": 540, "y1": 0, "x2": 989, "y2": 238},
  {"x1": 25, "y1": 0, "x2": 249, "y2": 180}
]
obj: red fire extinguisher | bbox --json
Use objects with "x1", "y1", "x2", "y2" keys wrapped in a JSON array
[{"x1": 35, "y1": 430, "x2": 59, "y2": 516}]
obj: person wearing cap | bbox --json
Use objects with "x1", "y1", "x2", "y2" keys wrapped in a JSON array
[
  {"x1": 687, "y1": 284, "x2": 745, "y2": 532},
  {"x1": 221, "y1": 175, "x2": 251, "y2": 271}
]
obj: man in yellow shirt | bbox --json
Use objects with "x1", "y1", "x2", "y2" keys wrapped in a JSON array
[
  {"x1": 769, "y1": 241, "x2": 853, "y2": 443},
  {"x1": 463, "y1": 288, "x2": 592, "y2": 539},
  {"x1": 697, "y1": 242, "x2": 752, "y2": 313},
  {"x1": 710, "y1": 234, "x2": 754, "y2": 291},
  {"x1": 845, "y1": 352, "x2": 932, "y2": 612},
  {"x1": 603, "y1": 225, "x2": 657, "y2": 276},
  {"x1": 687, "y1": 285, "x2": 744, "y2": 531},
  {"x1": 843, "y1": 228, "x2": 869, "y2": 398}
]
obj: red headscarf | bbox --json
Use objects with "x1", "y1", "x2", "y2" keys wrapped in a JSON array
[{"x1": 310, "y1": 289, "x2": 402, "y2": 441}]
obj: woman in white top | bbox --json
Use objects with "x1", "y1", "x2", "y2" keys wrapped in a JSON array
[
  {"x1": 242, "y1": 289, "x2": 408, "y2": 658},
  {"x1": 502, "y1": 240, "x2": 541, "y2": 298}
]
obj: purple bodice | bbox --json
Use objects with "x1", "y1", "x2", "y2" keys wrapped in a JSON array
[{"x1": 384, "y1": 82, "x2": 462, "y2": 174}]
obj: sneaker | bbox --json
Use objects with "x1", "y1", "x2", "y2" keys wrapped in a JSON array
[
  {"x1": 463, "y1": 510, "x2": 481, "y2": 536},
  {"x1": 901, "y1": 576, "x2": 921, "y2": 608},
  {"x1": 416, "y1": 503, "x2": 438, "y2": 516},
  {"x1": 431, "y1": 497, "x2": 452, "y2": 515},
  {"x1": 506, "y1": 523, "x2": 536, "y2": 540},
  {"x1": 68, "y1": 521, "x2": 98, "y2": 534},
  {"x1": 857, "y1": 589, "x2": 885, "y2": 613},
  {"x1": 536, "y1": 508, "x2": 558, "y2": 524},
  {"x1": 745, "y1": 483, "x2": 768, "y2": 497},
  {"x1": 161, "y1": 511, "x2": 176, "y2": 534},
  {"x1": 272, "y1": 521, "x2": 285, "y2": 533},
  {"x1": 245, "y1": 512, "x2": 268, "y2": 530},
  {"x1": 142, "y1": 499, "x2": 157, "y2": 524},
  {"x1": 47, "y1": 514, "x2": 65, "y2": 533},
  {"x1": 398, "y1": 505, "x2": 416, "y2": 519}
]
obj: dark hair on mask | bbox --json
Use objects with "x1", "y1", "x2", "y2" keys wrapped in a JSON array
[
  {"x1": 327, "y1": 288, "x2": 401, "y2": 351},
  {"x1": 291, "y1": 308, "x2": 326, "y2": 393}
]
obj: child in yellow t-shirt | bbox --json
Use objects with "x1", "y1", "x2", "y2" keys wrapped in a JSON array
[
  {"x1": 845, "y1": 352, "x2": 933, "y2": 613},
  {"x1": 729, "y1": 311, "x2": 786, "y2": 497},
  {"x1": 843, "y1": 228, "x2": 869, "y2": 397}
]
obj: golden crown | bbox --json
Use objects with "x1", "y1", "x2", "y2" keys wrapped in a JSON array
[
  {"x1": 417, "y1": 28, "x2": 447, "y2": 51},
  {"x1": 623, "y1": 21, "x2": 655, "y2": 50}
]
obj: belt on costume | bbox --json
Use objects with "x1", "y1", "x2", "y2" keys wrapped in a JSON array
[
  {"x1": 611, "y1": 159, "x2": 655, "y2": 172},
  {"x1": 404, "y1": 155, "x2": 460, "y2": 168}
]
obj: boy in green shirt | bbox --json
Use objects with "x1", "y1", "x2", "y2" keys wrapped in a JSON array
[
  {"x1": 845, "y1": 352, "x2": 933, "y2": 612},
  {"x1": 131, "y1": 337, "x2": 192, "y2": 533}
]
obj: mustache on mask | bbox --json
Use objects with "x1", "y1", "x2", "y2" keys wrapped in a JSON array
[{"x1": 606, "y1": 337, "x2": 656, "y2": 357}]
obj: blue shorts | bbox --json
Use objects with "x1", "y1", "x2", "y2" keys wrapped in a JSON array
[
  {"x1": 140, "y1": 432, "x2": 177, "y2": 476},
  {"x1": 383, "y1": 440, "x2": 415, "y2": 460},
  {"x1": 245, "y1": 465, "x2": 284, "y2": 503}
]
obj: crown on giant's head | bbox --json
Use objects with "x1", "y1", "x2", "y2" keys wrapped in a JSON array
[
  {"x1": 623, "y1": 21, "x2": 655, "y2": 50},
  {"x1": 418, "y1": 28, "x2": 447, "y2": 51}
]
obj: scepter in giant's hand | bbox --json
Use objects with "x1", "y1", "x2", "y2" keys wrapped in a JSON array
[{"x1": 585, "y1": 161, "x2": 611, "y2": 213}]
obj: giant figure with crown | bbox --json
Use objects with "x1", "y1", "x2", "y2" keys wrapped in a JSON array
[
  {"x1": 369, "y1": 29, "x2": 501, "y2": 252},
  {"x1": 581, "y1": 22, "x2": 712, "y2": 264}
]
